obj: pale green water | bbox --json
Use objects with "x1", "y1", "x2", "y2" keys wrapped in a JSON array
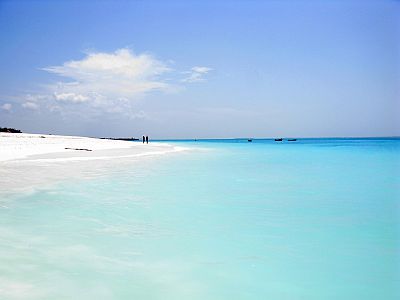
[{"x1": 0, "y1": 139, "x2": 399, "y2": 299}]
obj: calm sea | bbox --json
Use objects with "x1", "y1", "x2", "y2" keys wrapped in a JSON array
[{"x1": 0, "y1": 138, "x2": 399, "y2": 299}]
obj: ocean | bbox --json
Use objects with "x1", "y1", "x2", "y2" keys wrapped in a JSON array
[{"x1": 0, "y1": 138, "x2": 399, "y2": 299}]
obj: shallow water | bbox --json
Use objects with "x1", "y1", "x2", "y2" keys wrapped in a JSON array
[{"x1": 0, "y1": 139, "x2": 399, "y2": 299}]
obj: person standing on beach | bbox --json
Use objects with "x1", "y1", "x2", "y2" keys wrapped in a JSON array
[
  {"x1": 142, "y1": 135, "x2": 145, "y2": 144},
  {"x1": 146, "y1": 136, "x2": 149, "y2": 144}
]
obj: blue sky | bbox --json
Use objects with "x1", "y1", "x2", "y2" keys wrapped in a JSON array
[{"x1": 0, "y1": 0, "x2": 398, "y2": 138}]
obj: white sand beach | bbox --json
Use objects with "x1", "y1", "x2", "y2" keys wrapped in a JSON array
[
  {"x1": 0, "y1": 132, "x2": 180, "y2": 162},
  {"x1": 0, "y1": 133, "x2": 186, "y2": 194}
]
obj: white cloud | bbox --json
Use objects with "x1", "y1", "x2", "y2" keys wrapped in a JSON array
[
  {"x1": 31, "y1": 48, "x2": 180, "y2": 116},
  {"x1": 0, "y1": 103, "x2": 12, "y2": 111},
  {"x1": 19, "y1": 48, "x2": 213, "y2": 118},
  {"x1": 22, "y1": 102, "x2": 39, "y2": 110},
  {"x1": 42, "y1": 48, "x2": 172, "y2": 102},
  {"x1": 182, "y1": 66, "x2": 212, "y2": 83},
  {"x1": 54, "y1": 92, "x2": 89, "y2": 103},
  {"x1": 192, "y1": 66, "x2": 212, "y2": 73}
]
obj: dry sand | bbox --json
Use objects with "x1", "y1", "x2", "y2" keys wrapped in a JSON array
[{"x1": 0, "y1": 133, "x2": 187, "y2": 195}]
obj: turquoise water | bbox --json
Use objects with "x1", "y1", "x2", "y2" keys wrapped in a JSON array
[{"x1": 0, "y1": 139, "x2": 399, "y2": 299}]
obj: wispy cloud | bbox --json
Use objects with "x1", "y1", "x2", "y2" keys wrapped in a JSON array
[
  {"x1": 54, "y1": 92, "x2": 89, "y2": 103},
  {"x1": 182, "y1": 66, "x2": 212, "y2": 83},
  {"x1": 22, "y1": 102, "x2": 39, "y2": 110},
  {"x1": 0, "y1": 103, "x2": 12, "y2": 111},
  {"x1": 41, "y1": 48, "x2": 173, "y2": 111},
  {"x1": 11, "y1": 48, "x2": 213, "y2": 119}
]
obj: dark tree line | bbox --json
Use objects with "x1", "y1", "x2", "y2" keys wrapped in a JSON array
[{"x1": 0, "y1": 127, "x2": 22, "y2": 133}]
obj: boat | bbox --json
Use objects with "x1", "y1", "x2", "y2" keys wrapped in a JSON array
[{"x1": 274, "y1": 138, "x2": 283, "y2": 142}]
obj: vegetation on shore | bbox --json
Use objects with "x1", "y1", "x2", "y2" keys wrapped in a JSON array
[{"x1": 0, "y1": 127, "x2": 22, "y2": 133}]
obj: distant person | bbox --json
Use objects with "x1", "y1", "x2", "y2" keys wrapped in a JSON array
[
  {"x1": 142, "y1": 135, "x2": 145, "y2": 144},
  {"x1": 146, "y1": 135, "x2": 149, "y2": 144}
]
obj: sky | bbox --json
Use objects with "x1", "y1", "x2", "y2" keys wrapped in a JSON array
[{"x1": 0, "y1": 0, "x2": 399, "y2": 138}]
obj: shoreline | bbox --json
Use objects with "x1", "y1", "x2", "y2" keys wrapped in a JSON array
[
  {"x1": 0, "y1": 133, "x2": 189, "y2": 196},
  {"x1": 0, "y1": 132, "x2": 178, "y2": 162}
]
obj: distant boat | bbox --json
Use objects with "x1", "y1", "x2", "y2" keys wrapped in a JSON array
[
  {"x1": 288, "y1": 139, "x2": 297, "y2": 142},
  {"x1": 275, "y1": 138, "x2": 283, "y2": 142},
  {"x1": 248, "y1": 139, "x2": 252, "y2": 142}
]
